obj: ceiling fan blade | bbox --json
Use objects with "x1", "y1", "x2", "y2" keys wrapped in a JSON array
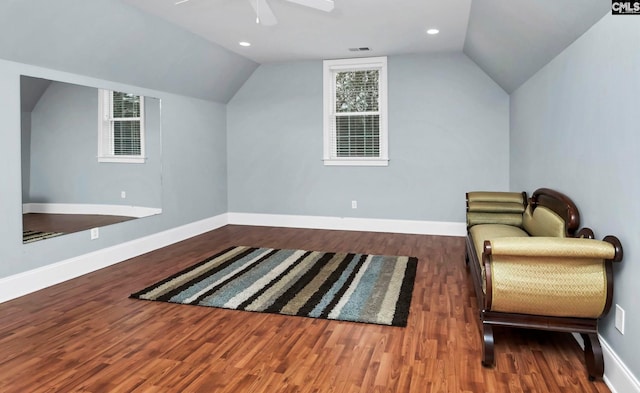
[
  {"x1": 285, "y1": 0, "x2": 334, "y2": 12},
  {"x1": 249, "y1": 0, "x2": 278, "y2": 26}
]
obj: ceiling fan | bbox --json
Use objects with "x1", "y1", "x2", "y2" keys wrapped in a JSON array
[{"x1": 175, "y1": 0, "x2": 334, "y2": 26}]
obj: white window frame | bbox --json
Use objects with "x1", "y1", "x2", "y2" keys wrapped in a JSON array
[
  {"x1": 98, "y1": 89, "x2": 146, "y2": 164},
  {"x1": 323, "y1": 56, "x2": 388, "y2": 166}
]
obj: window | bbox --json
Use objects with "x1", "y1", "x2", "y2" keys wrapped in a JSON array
[
  {"x1": 98, "y1": 89, "x2": 145, "y2": 163},
  {"x1": 323, "y1": 56, "x2": 388, "y2": 166}
]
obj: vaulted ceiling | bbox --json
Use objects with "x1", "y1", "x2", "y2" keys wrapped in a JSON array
[
  {"x1": 464, "y1": 0, "x2": 610, "y2": 92},
  {"x1": 121, "y1": 0, "x2": 610, "y2": 93},
  {"x1": 0, "y1": 1, "x2": 611, "y2": 101}
]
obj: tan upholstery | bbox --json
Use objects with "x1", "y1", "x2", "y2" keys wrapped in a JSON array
[
  {"x1": 469, "y1": 225, "x2": 528, "y2": 293},
  {"x1": 489, "y1": 255, "x2": 607, "y2": 318},
  {"x1": 467, "y1": 212, "x2": 523, "y2": 227},
  {"x1": 467, "y1": 192, "x2": 525, "y2": 204},
  {"x1": 523, "y1": 205, "x2": 566, "y2": 237},
  {"x1": 466, "y1": 190, "x2": 614, "y2": 316},
  {"x1": 467, "y1": 192, "x2": 526, "y2": 228},
  {"x1": 489, "y1": 237, "x2": 616, "y2": 259},
  {"x1": 487, "y1": 237, "x2": 615, "y2": 317},
  {"x1": 465, "y1": 189, "x2": 622, "y2": 379}
]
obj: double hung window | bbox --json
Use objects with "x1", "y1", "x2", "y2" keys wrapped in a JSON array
[
  {"x1": 323, "y1": 56, "x2": 388, "y2": 166},
  {"x1": 98, "y1": 89, "x2": 145, "y2": 163}
]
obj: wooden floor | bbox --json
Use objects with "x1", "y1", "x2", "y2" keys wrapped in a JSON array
[
  {"x1": 23, "y1": 213, "x2": 136, "y2": 237},
  {"x1": 0, "y1": 225, "x2": 611, "y2": 392}
]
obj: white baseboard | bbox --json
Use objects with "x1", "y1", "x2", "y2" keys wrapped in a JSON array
[
  {"x1": 0, "y1": 213, "x2": 228, "y2": 304},
  {"x1": 2, "y1": 212, "x2": 462, "y2": 304},
  {"x1": 603, "y1": 337, "x2": 640, "y2": 393},
  {"x1": 572, "y1": 333, "x2": 640, "y2": 393},
  {"x1": 23, "y1": 202, "x2": 162, "y2": 218},
  {"x1": 227, "y1": 212, "x2": 467, "y2": 237}
]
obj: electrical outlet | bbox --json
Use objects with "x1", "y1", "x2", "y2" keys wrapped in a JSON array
[
  {"x1": 90, "y1": 227, "x2": 99, "y2": 240},
  {"x1": 121, "y1": 191, "x2": 126, "y2": 199},
  {"x1": 351, "y1": 200, "x2": 357, "y2": 209},
  {"x1": 615, "y1": 304, "x2": 625, "y2": 334}
]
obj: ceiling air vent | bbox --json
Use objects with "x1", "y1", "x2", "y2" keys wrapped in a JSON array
[{"x1": 348, "y1": 47, "x2": 370, "y2": 52}]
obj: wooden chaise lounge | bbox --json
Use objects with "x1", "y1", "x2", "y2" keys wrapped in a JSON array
[{"x1": 465, "y1": 188, "x2": 623, "y2": 380}]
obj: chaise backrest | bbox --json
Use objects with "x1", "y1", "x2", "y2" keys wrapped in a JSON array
[
  {"x1": 527, "y1": 188, "x2": 580, "y2": 237},
  {"x1": 522, "y1": 205, "x2": 567, "y2": 237}
]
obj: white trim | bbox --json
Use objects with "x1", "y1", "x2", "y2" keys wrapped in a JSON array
[
  {"x1": 228, "y1": 212, "x2": 466, "y2": 237},
  {"x1": 323, "y1": 158, "x2": 389, "y2": 166},
  {"x1": 323, "y1": 56, "x2": 388, "y2": 166},
  {"x1": 97, "y1": 156, "x2": 147, "y2": 164},
  {"x1": 98, "y1": 89, "x2": 146, "y2": 163},
  {"x1": 602, "y1": 338, "x2": 640, "y2": 393},
  {"x1": 573, "y1": 333, "x2": 640, "y2": 393},
  {"x1": 23, "y1": 203, "x2": 162, "y2": 218},
  {"x1": 0, "y1": 214, "x2": 228, "y2": 304}
]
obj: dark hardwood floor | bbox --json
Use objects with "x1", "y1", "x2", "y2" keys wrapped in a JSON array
[
  {"x1": 23, "y1": 213, "x2": 136, "y2": 235},
  {"x1": 0, "y1": 225, "x2": 610, "y2": 392}
]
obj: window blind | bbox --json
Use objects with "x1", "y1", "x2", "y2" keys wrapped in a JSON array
[
  {"x1": 322, "y1": 56, "x2": 388, "y2": 166},
  {"x1": 109, "y1": 91, "x2": 142, "y2": 156},
  {"x1": 331, "y1": 69, "x2": 381, "y2": 158},
  {"x1": 113, "y1": 121, "x2": 142, "y2": 155}
]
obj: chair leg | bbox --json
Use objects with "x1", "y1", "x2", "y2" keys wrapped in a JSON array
[
  {"x1": 482, "y1": 322, "x2": 495, "y2": 367},
  {"x1": 581, "y1": 333, "x2": 604, "y2": 380}
]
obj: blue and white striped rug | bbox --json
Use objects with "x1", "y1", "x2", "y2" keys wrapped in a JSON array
[
  {"x1": 130, "y1": 246, "x2": 418, "y2": 327},
  {"x1": 23, "y1": 230, "x2": 64, "y2": 243}
]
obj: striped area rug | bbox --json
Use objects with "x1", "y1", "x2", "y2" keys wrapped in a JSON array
[
  {"x1": 130, "y1": 246, "x2": 418, "y2": 327},
  {"x1": 23, "y1": 230, "x2": 64, "y2": 243}
]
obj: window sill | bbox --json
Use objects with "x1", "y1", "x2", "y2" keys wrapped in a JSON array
[
  {"x1": 323, "y1": 158, "x2": 389, "y2": 167},
  {"x1": 98, "y1": 156, "x2": 146, "y2": 164}
]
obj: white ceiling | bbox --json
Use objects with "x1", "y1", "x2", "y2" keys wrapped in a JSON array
[
  {"x1": 121, "y1": 0, "x2": 610, "y2": 93},
  {"x1": 122, "y1": 0, "x2": 471, "y2": 63}
]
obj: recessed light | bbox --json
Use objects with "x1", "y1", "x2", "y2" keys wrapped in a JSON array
[
  {"x1": 239, "y1": 41, "x2": 251, "y2": 47},
  {"x1": 426, "y1": 28, "x2": 439, "y2": 35}
]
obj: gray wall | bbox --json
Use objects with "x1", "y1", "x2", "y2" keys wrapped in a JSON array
[
  {"x1": 26, "y1": 80, "x2": 161, "y2": 208},
  {"x1": 227, "y1": 53, "x2": 510, "y2": 223},
  {"x1": 0, "y1": 0, "x2": 245, "y2": 278},
  {"x1": 510, "y1": 14, "x2": 639, "y2": 379},
  {"x1": 0, "y1": 58, "x2": 229, "y2": 278}
]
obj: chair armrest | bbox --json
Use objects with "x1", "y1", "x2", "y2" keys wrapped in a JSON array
[
  {"x1": 482, "y1": 236, "x2": 623, "y2": 318},
  {"x1": 485, "y1": 237, "x2": 618, "y2": 259},
  {"x1": 602, "y1": 235, "x2": 623, "y2": 262}
]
